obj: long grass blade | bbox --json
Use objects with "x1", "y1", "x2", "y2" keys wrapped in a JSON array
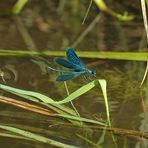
[
  {"x1": 0, "y1": 83, "x2": 106, "y2": 126},
  {"x1": 0, "y1": 125, "x2": 79, "y2": 148},
  {"x1": 0, "y1": 49, "x2": 147, "y2": 61}
]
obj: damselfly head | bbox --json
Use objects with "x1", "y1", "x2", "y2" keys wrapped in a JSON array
[{"x1": 88, "y1": 69, "x2": 96, "y2": 76}]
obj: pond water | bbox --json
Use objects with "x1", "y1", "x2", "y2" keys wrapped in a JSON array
[{"x1": 0, "y1": 1, "x2": 147, "y2": 148}]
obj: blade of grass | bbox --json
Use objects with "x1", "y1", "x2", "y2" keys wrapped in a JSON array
[
  {"x1": 56, "y1": 114, "x2": 106, "y2": 126},
  {"x1": 98, "y1": 80, "x2": 111, "y2": 126},
  {"x1": 0, "y1": 84, "x2": 54, "y2": 103},
  {"x1": 0, "y1": 79, "x2": 110, "y2": 125},
  {"x1": 0, "y1": 83, "x2": 105, "y2": 126},
  {"x1": 140, "y1": 0, "x2": 148, "y2": 86},
  {"x1": 0, "y1": 84, "x2": 78, "y2": 116},
  {"x1": 0, "y1": 49, "x2": 147, "y2": 61},
  {"x1": 12, "y1": 0, "x2": 28, "y2": 14},
  {"x1": 53, "y1": 79, "x2": 111, "y2": 126},
  {"x1": 0, "y1": 125, "x2": 79, "y2": 148}
]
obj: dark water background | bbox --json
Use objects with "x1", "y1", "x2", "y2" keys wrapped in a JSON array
[{"x1": 0, "y1": 1, "x2": 147, "y2": 148}]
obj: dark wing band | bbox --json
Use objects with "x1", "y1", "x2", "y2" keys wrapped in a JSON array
[
  {"x1": 66, "y1": 48, "x2": 84, "y2": 69},
  {"x1": 55, "y1": 57, "x2": 75, "y2": 69}
]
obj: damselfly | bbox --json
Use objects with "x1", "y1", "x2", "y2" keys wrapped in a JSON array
[{"x1": 48, "y1": 48, "x2": 96, "y2": 81}]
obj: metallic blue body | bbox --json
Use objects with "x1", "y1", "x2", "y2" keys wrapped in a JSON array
[{"x1": 48, "y1": 48, "x2": 96, "y2": 81}]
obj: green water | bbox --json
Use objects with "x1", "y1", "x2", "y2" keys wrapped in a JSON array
[{"x1": 0, "y1": 1, "x2": 147, "y2": 148}]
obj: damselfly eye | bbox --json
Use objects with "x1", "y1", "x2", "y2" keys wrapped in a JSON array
[{"x1": 91, "y1": 70, "x2": 96, "y2": 75}]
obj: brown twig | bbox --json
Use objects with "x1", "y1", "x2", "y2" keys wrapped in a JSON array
[{"x1": 0, "y1": 95, "x2": 55, "y2": 116}]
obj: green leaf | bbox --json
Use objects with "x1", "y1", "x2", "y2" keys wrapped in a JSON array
[
  {"x1": 57, "y1": 114, "x2": 106, "y2": 126},
  {"x1": 0, "y1": 84, "x2": 54, "y2": 103},
  {"x1": 53, "y1": 80, "x2": 95, "y2": 104},
  {"x1": 0, "y1": 125, "x2": 79, "y2": 148},
  {"x1": 0, "y1": 49, "x2": 147, "y2": 61},
  {"x1": 12, "y1": 0, "x2": 28, "y2": 14},
  {"x1": 0, "y1": 79, "x2": 110, "y2": 126},
  {"x1": 98, "y1": 80, "x2": 111, "y2": 126},
  {"x1": 0, "y1": 84, "x2": 77, "y2": 116}
]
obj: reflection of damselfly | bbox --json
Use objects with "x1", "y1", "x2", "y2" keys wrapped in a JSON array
[{"x1": 48, "y1": 48, "x2": 96, "y2": 81}]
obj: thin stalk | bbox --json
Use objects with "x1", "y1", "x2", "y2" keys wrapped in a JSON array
[
  {"x1": 140, "y1": 0, "x2": 148, "y2": 87},
  {"x1": 64, "y1": 81, "x2": 81, "y2": 118},
  {"x1": 82, "y1": 0, "x2": 93, "y2": 24}
]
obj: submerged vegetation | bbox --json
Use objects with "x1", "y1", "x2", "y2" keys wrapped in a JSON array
[{"x1": 0, "y1": 0, "x2": 147, "y2": 147}]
